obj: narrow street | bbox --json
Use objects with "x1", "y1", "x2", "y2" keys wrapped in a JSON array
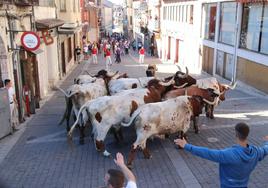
[{"x1": 0, "y1": 52, "x2": 268, "y2": 188}]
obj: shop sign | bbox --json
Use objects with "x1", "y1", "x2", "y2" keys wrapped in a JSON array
[{"x1": 21, "y1": 32, "x2": 40, "y2": 51}]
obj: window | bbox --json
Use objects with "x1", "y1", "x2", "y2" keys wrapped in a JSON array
[
  {"x1": 219, "y1": 2, "x2": 237, "y2": 46},
  {"x1": 73, "y1": 0, "x2": 76, "y2": 12},
  {"x1": 164, "y1": 7, "x2": 166, "y2": 20},
  {"x1": 39, "y1": 0, "x2": 54, "y2": 6},
  {"x1": 182, "y1": 6, "x2": 184, "y2": 22},
  {"x1": 175, "y1": 6, "x2": 177, "y2": 21},
  {"x1": 240, "y1": 3, "x2": 268, "y2": 55},
  {"x1": 189, "y1": 5, "x2": 194, "y2": 24},
  {"x1": 130, "y1": 16, "x2": 133, "y2": 25},
  {"x1": 60, "y1": 0, "x2": 66, "y2": 11},
  {"x1": 179, "y1": 6, "x2": 181, "y2": 22},
  {"x1": 203, "y1": 3, "x2": 217, "y2": 40},
  {"x1": 261, "y1": 5, "x2": 268, "y2": 54}
]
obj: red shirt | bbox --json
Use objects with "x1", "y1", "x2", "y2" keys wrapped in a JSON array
[
  {"x1": 92, "y1": 48, "x2": 97, "y2": 54},
  {"x1": 106, "y1": 49, "x2": 111, "y2": 56},
  {"x1": 139, "y1": 48, "x2": 145, "y2": 55}
]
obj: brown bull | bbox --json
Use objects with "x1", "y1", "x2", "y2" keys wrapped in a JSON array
[{"x1": 163, "y1": 86, "x2": 219, "y2": 133}]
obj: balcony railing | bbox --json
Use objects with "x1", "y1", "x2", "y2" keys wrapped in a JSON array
[{"x1": 0, "y1": 0, "x2": 39, "y2": 6}]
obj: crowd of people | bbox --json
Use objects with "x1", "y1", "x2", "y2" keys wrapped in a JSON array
[{"x1": 78, "y1": 33, "x2": 155, "y2": 71}]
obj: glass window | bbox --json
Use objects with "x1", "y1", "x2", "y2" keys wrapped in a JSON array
[
  {"x1": 240, "y1": 3, "x2": 268, "y2": 55},
  {"x1": 175, "y1": 6, "x2": 177, "y2": 21},
  {"x1": 240, "y1": 3, "x2": 262, "y2": 51},
  {"x1": 182, "y1": 6, "x2": 184, "y2": 22},
  {"x1": 261, "y1": 5, "x2": 268, "y2": 54},
  {"x1": 189, "y1": 5, "x2": 194, "y2": 24},
  {"x1": 219, "y1": 2, "x2": 237, "y2": 46},
  {"x1": 203, "y1": 3, "x2": 217, "y2": 40},
  {"x1": 60, "y1": 0, "x2": 66, "y2": 11}
]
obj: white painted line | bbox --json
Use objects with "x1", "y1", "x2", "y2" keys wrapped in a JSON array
[
  {"x1": 200, "y1": 120, "x2": 268, "y2": 130},
  {"x1": 225, "y1": 96, "x2": 260, "y2": 101},
  {"x1": 161, "y1": 139, "x2": 202, "y2": 188}
]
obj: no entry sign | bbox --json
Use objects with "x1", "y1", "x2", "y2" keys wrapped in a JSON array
[{"x1": 21, "y1": 32, "x2": 41, "y2": 51}]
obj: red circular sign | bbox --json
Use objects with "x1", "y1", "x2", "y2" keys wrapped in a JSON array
[{"x1": 21, "y1": 31, "x2": 40, "y2": 51}]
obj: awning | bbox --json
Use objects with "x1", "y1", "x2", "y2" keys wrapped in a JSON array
[
  {"x1": 236, "y1": 0, "x2": 267, "y2": 2},
  {"x1": 36, "y1": 19, "x2": 65, "y2": 30}
]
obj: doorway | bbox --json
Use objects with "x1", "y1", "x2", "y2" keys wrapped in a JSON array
[{"x1": 61, "y1": 42, "x2": 66, "y2": 75}]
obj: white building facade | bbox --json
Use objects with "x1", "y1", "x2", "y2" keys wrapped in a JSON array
[{"x1": 160, "y1": 0, "x2": 199, "y2": 73}]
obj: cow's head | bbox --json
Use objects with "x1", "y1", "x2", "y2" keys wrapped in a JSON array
[
  {"x1": 218, "y1": 82, "x2": 237, "y2": 101},
  {"x1": 188, "y1": 95, "x2": 217, "y2": 117},
  {"x1": 144, "y1": 78, "x2": 175, "y2": 103},
  {"x1": 146, "y1": 64, "x2": 157, "y2": 77},
  {"x1": 165, "y1": 66, "x2": 196, "y2": 88}
]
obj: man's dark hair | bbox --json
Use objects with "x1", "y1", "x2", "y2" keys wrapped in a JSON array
[
  {"x1": 235, "y1": 122, "x2": 250, "y2": 140},
  {"x1": 107, "y1": 169, "x2": 125, "y2": 188},
  {"x1": 4, "y1": 79, "x2": 11, "y2": 86}
]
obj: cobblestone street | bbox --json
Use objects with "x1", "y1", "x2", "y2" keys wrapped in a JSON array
[{"x1": 1, "y1": 52, "x2": 268, "y2": 188}]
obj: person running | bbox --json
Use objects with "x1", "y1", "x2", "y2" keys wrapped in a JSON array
[
  {"x1": 139, "y1": 46, "x2": 145, "y2": 64},
  {"x1": 150, "y1": 43, "x2": 155, "y2": 56},
  {"x1": 74, "y1": 46, "x2": 81, "y2": 63},
  {"x1": 174, "y1": 122, "x2": 268, "y2": 188},
  {"x1": 91, "y1": 45, "x2": 98, "y2": 64},
  {"x1": 105, "y1": 47, "x2": 112, "y2": 71},
  {"x1": 115, "y1": 46, "x2": 121, "y2": 64},
  {"x1": 103, "y1": 153, "x2": 137, "y2": 188}
]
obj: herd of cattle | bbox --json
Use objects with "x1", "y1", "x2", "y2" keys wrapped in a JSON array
[{"x1": 57, "y1": 66, "x2": 236, "y2": 167}]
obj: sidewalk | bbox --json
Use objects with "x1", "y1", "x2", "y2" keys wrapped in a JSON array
[{"x1": 0, "y1": 53, "x2": 268, "y2": 188}]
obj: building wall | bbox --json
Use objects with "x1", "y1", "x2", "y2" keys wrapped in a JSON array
[
  {"x1": 237, "y1": 57, "x2": 268, "y2": 94},
  {"x1": 199, "y1": 0, "x2": 268, "y2": 93},
  {"x1": 161, "y1": 1, "x2": 200, "y2": 73}
]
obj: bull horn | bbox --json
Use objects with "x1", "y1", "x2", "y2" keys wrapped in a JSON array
[
  {"x1": 176, "y1": 65, "x2": 181, "y2": 71},
  {"x1": 56, "y1": 86, "x2": 76, "y2": 98},
  {"x1": 179, "y1": 67, "x2": 189, "y2": 79},
  {"x1": 203, "y1": 98, "x2": 217, "y2": 105},
  {"x1": 159, "y1": 76, "x2": 175, "y2": 86},
  {"x1": 84, "y1": 70, "x2": 94, "y2": 77},
  {"x1": 107, "y1": 71, "x2": 119, "y2": 77},
  {"x1": 173, "y1": 83, "x2": 188, "y2": 89},
  {"x1": 227, "y1": 81, "x2": 237, "y2": 90}
]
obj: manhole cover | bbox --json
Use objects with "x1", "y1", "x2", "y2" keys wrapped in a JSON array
[{"x1": 207, "y1": 137, "x2": 219, "y2": 143}]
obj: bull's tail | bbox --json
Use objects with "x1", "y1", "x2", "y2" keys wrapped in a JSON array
[
  {"x1": 121, "y1": 109, "x2": 141, "y2": 127},
  {"x1": 67, "y1": 100, "x2": 92, "y2": 138},
  {"x1": 56, "y1": 86, "x2": 77, "y2": 98},
  {"x1": 58, "y1": 96, "x2": 69, "y2": 125}
]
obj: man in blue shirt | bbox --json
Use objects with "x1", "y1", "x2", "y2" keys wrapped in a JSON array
[{"x1": 174, "y1": 122, "x2": 268, "y2": 188}]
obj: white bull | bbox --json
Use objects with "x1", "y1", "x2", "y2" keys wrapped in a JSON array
[
  {"x1": 121, "y1": 95, "x2": 214, "y2": 168},
  {"x1": 108, "y1": 77, "x2": 155, "y2": 95},
  {"x1": 68, "y1": 78, "x2": 176, "y2": 155}
]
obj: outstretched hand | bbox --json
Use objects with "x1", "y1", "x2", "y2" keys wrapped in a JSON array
[
  {"x1": 263, "y1": 136, "x2": 268, "y2": 141},
  {"x1": 114, "y1": 152, "x2": 125, "y2": 168},
  {"x1": 174, "y1": 138, "x2": 187, "y2": 148}
]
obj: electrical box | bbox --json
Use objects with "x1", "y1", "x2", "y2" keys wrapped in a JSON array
[{"x1": 0, "y1": 88, "x2": 12, "y2": 139}]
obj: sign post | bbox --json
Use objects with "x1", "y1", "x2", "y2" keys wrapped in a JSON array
[{"x1": 21, "y1": 31, "x2": 41, "y2": 51}]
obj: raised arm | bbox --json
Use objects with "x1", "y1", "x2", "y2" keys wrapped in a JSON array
[
  {"x1": 174, "y1": 138, "x2": 237, "y2": 164},
  {"x1": 258, "y1": 136, "x2": 268, "y2": 161},
  {"x1": 114, "y1": 152, "x2": 136, "y2": 182}
]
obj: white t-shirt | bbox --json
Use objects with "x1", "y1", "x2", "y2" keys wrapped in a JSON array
[
  {"x1": 125, "y1": 181, "x2": 137, "y2": 188},
  {"x1": 8, "y1": 87, "x2": 15, "y2": 103}
]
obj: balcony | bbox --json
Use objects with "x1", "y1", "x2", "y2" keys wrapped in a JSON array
[{"x1": 14, "y1": 0, "x2": 39, "y2": 6}]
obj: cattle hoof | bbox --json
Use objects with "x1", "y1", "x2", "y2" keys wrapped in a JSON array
[
  {"x1": 103, "y1": 150, "x2": 111, "y2": 157},
  {"x1": 194, "y1": 129, "x2": 199, "y2": 134},
  {"x1": 210, "y1": 116, "x2": 214, "y2": 119},
  {"x1": 66, "y1": 127, "x2": 70, "y2": 132},
  {"x1": 67, "y1": 133, "x2": 72, "y2": 139},
  {"x1": 206, "y1": 113, "x2": 210, "y2": 118}
]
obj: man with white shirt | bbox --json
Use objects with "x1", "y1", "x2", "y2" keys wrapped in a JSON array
[
  {"x1": 4, "y1": 79, "x2": 18, "y2": 131},
  {"x1": 104, "y1": 153, "x2": 137, "y2": 188}
]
